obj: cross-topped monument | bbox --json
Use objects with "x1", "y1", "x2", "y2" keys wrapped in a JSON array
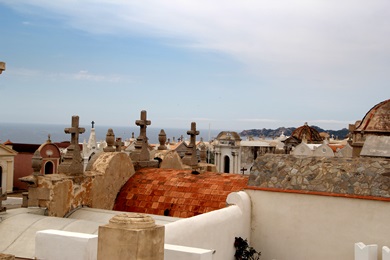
[
  {"x1": 135, "y1": 110, "x2": 151, "y2": 142},
  {"x1": 134, "y1": 110, "x2": 151, "y2": 159},
  {"x1": 58, "y1": 115, "x2": 85, "y2": 175},
  {"x1": 187, "y1": 122, "x2": 199, "y2": 147},
  {"x1": 130, "y1": 110, "x2": 159, "y2": 169},
  {"x1": 182, "y1": 122, "x2": 200, "y2": 167}
]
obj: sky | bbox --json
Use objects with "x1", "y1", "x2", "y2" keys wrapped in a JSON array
[{"x1": 0, "y1": 1, "x2": 389, "y2": 132}]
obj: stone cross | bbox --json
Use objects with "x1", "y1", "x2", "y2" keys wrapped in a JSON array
[
  {"x1": 131, "y1": 110, "x2": 152, "y2": 162},
  {"x1": 135, "y1": 110, "x2": 151, "y2": 141},
  {"x1": 65, "y1": 116, "x2": 86, "y2": 150},
  {"x1": 187, "y1": 122, "x2": 199, "y2": 148},
  {"x1": 58, "y1": 115, "x2": 85, "y2": 175},
  {"x1": 182, "y1": 122, "x2": 199, "y2": 167}
]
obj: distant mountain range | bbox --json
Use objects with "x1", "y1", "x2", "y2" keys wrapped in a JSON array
[{"x1": 239, "y1": 126, "x2": 349, "y2": 139}]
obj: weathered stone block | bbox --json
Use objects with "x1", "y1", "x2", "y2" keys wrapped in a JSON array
[
  {"x1": 0, "y1": 253, "x2": 14, "y2": 260},
  {"x1": 98, "y1": 213, "x2": 164, "y2": 260}
]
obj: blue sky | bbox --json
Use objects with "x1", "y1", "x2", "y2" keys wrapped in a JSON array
[{"x1": 0, "y1": 1, "x2": 389, "y2": 132}]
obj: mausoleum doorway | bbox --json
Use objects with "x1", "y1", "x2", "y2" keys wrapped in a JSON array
[
  {"x1": 44, "y1": 161, "x2": 54, "y2": 174},
  {"x1": 224, "y1": 156, "x2": 230, "y2": 173}
]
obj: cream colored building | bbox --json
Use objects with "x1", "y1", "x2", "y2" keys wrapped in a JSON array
[
  {"x1": 213, "y1": 131, "x2": 241, "y2": 173},
  {"x1": 0, "y1": 143, "x2": 17, "y2": 194}
]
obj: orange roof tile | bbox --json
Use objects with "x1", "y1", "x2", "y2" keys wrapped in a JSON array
[
  {"x1": 113, "y1": 168, "x2": 249, "y2": 218},
  {"x1": 328, "y1": 144, "x2": 345, "y2": 152}
]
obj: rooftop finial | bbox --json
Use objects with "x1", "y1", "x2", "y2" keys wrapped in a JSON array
[{"x1": 0, "y1": 62, "x2": 5, "y2": 74}]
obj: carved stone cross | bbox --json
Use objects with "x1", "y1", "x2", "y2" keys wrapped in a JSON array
[
  {"x1": 58, "y1": 115, "x2": 85, "y2": 175},
  {"x1": 65, "y1": 116, "x2": 86, "y2": 149},
  {"x1": 131, "y1": 110, "x2": 152, "y2": 162},
  {"x1": 182, "y1": 122, "x2": 199, "y2": 167},
  {"x1": 187, "y1": 122, "x2": 199, "y2": 148},
  {"x1": 135, "y1": 110, "x2": 151, "y2": 140}
]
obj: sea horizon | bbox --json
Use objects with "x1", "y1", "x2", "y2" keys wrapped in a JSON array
[{"x1": 0, "y1": 122, "x2": 224, "y2": 144}]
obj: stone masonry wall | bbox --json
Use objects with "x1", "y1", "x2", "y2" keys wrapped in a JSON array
[
  {"x1": 249, "y1": 154, "x2": 390, "y2": 198},
  {"x1": 33, "y1": 152, "x2": 135, "y2": 217}
]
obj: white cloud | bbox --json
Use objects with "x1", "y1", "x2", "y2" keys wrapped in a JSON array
[
  {"x1": 8, "y1": 68, "x2": 124, "y2": 83},
  {"x1": 0, "y1": 0, "x2": 390, "y2": 110},
  {"x1": 237, "y1": 118, "x2": 279, "y2": 123},
  {"x1": 3, "y1": 0, "x2": 390, "y2": 92}
]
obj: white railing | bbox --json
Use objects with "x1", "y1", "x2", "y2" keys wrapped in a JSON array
[
  {"x1": 355, "y1": 242, "x2": 390, "y2": 260},
  {"x1": 35, "y1": 229, "x2": 215, "y2": 260}
]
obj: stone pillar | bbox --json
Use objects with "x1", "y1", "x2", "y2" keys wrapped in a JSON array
[
  {"x1": 103, "y1": 129, "x2": 116, "y2": 152},
  {"x1": 0, "y1": 61, "x2": 5, "y2": 74},
  {"x1": 32, "y1": 150, "x2": 43, "y2": 176},
  {"x1": 98, "y1": 213, "x2": 164, "y2": 260},
  {"x1": 22, "y1": 192, "x2": 29, "y2": 208},
  {"x1": 215, "y1": 151, "x2": 221, "y2": 172},
  {"x1": 217, "y1": 152, "x2": 221, "y2": 172},
  {"x1": 232, "y1": 151, "x2": 236, "y2": 174},
  {"x1": 158, "y1": 129, "x2": 167, "y2": 150},
  {"x1": 0, "y1": 188, "x2": 6, "y2": 212}
]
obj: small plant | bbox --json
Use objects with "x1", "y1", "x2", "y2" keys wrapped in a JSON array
[{"x1": 234, "y1": 237, "x2": 261, "y2": 260}]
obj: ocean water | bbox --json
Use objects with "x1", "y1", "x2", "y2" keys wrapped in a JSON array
[{"x1": 0, "y1": 122, "x2": 223, "y2": 144}]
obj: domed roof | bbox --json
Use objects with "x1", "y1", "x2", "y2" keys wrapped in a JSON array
[
  {"x1": 37, "y1": 135, "x2": 61, "y2": 158},
  {"x1": 215, "y1": 131, "x2": 241, "y2": 141},
  {"x1": 291, "y1": 122, "x2": 323, "y2": 143},
  {"x1": 355, "y1": 98, "x2": 390, "y2": 133},
  {"x1": 114, "y1": 168, "x2": 249, "y2": 217}
]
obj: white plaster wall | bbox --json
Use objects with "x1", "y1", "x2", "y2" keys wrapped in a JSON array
[
  {"x1": 165, "y1": 191, "x2": 251, "y2": 260},
  {"x1": 246, "y1": 189, "x2": 390, "y2": 260},
  {"x1": 35, "y1": 229, "x2": 97, "y2": 260},
  {"x1": 165, "y1": 244, "x2": 214, "y2": 260},
  {"x1": 355, "y1": 242, "x2": 378, "y2": 260}
]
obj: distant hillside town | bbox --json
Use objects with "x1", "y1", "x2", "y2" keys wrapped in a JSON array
[{"x1": 240, "y1": 126, "x2": 349, "y2": 140}]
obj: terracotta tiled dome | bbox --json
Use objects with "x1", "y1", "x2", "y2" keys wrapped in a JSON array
[
  {"x1": 114, "y1": 168, "x2": 248, "y2": 218},
  {"x1": 355, "y1": 98, "x2": 390, "y2": 133},
  {"x1": 291, "y1": 122, "x2": 323, "y2": 143}
]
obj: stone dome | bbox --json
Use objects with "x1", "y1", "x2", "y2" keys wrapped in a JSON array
[
  {"x1": 355, "y1": 98, "x2": 390, "y2": 133},
  {"x1": 215, "y1": 131, "x2": 241, "y2": 141},
  {"x1": 291, "y1": 122, "x2": 323, "y2": 143}
]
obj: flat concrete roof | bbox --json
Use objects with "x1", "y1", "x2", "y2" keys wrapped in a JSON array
[{"x1": 0, "y1": 207, "x2": 180, "y2": 259}]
